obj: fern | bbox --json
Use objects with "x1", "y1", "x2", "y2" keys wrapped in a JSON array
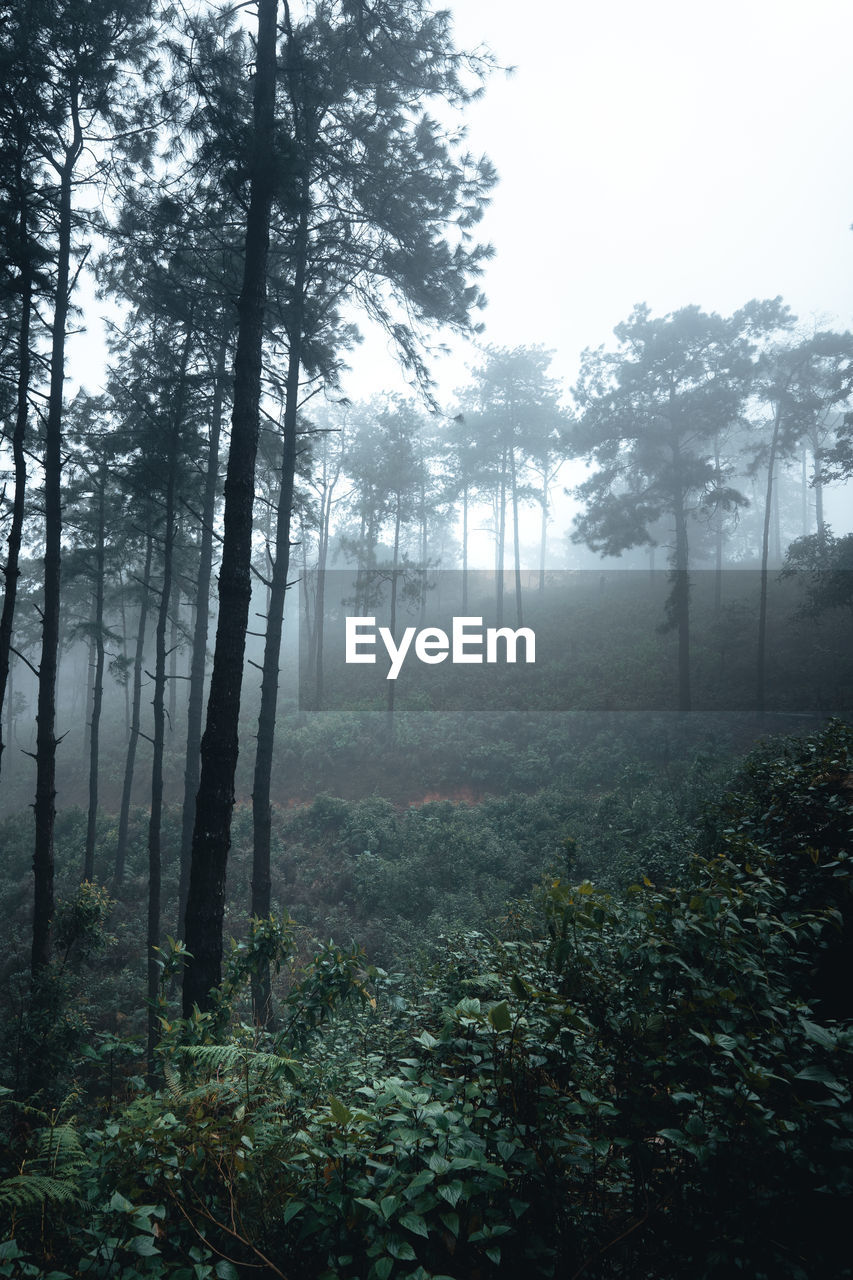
[
  {"x1": 162, "y1": 1058, "x2": 184, "y2": 1104},
  {"x1": 165, "y1": 1045, "x2": 300, "y2": 1163},
  {"x1": 33, "y1": 1122, "x2": 85, "y2": 1179},
  {"x1": 0, "y1": 1173, "x2": 80, "y2": 1212},
  {"x1": 175, "y1": 1042, "x2": 300, "y2": 1084},
  {"x1": 0, "y1": 1109, "x2": 85, "y2": 1218}
]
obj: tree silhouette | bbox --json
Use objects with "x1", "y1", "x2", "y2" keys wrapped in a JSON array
[{"x1": 571, "y1": 301, "x2": 790, "y2": 712}]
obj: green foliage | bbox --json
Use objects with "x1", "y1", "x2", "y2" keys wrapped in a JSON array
[
  {"x1": 783, "y1": 527, "x2": 853, "y2": 617},
  {"x1": 54, "y1": 881, "x2": 116, "y2": 966},
  {"x1": 0, "y1": 1100, "x2": 86, "y2": 1269},
  {"x1": 0, "y1": 879, "x2": 117, "y2": 1104},
  {"x1": 0, "y1": 1238, "x2": 71, "y2": 1280},
  {"x1": 2, "y1": 723, "x2": 852, "y2": 1277},
  {"x1": 259, "y1": 718, "x2": 728, "y2": 965}
]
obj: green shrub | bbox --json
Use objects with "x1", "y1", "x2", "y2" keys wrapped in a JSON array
[{"x1": 2, "y1": 722, "x2": 851, "y2": 1278}]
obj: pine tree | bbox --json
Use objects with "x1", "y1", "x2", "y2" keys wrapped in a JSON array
[
  {"x1": 571, "y1": 301, "x2": 790, "y2": 713},
  {"x1": 25, "y1": 0, "x2": 157, "y2": 975},
  {"x1": 183, "y1": 0, "x2": 280, "y2": 1016}
]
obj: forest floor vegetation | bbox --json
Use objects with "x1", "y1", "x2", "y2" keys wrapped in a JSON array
[{"x1": 1, "y1": 718, "x2": 851, "y2": 1278}]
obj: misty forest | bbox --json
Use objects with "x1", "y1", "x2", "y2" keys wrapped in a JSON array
[{"x1": 1, "y1": 1, "x2": 853, "y2": 1277}]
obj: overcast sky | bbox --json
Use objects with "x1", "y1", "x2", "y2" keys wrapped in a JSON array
[
  {"x1": 350, "y1": 0, "x2": 853, "y2": 403},
  {"x1": 72, "y1": 0, "x2": 853, "y2": 537}
]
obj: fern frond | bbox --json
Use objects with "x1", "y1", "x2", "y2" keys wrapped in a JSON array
[
  {"x1": 33, "y1": 1123, "x2": 86, "y2": 1178},
  {"x1": 0, "y1": 1173, "x2": 81, "y2": 1211},
  {"x1": 176, "y1": 1043, "x2": 299, "y2": 1082},
  {"x1": 163, "y1": 1059, "x2": 185, "y2": 1104}
]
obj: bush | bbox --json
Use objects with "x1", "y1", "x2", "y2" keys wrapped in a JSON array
[{"x1": 2, "y1": 722, "x2": 851, "y2": 1278}]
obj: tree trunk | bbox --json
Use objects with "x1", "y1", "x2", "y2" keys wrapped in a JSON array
[
  {"x1": 250, "y1": 438, "x2": 295, "y2": 1023},
  {"x1": 118, "y1": 570, "x2": 131, "y2": 736},
  {"x1": 811, "y1": 432, "x2": 826, "y2": 547},
  {"x1": 496, "y1": 446, "x2": 507, "y2": 627},
  {"x1": 311, "y1": 447, "x2": 341, "y2": 711},
  {"x1": 5, "y1": 660, "x2": 14, "y2": 754},
  {"x1": 168, "y1": 585, "x2": 179, "y2": 733},
  {"x1": 177, "y1": 326, "x2": 228, "y2": 938},
  {"x1": 509, "y1": 444, "x2": 523, "y2": 627},
  {"x1": 115, "y1": 529, "x2": 153, "y2": 883},
  {"x1": 418, "y1": 473, "x2": 428, "y2": 627},
  {"x1": 757, "y1": 401, "x2": 783, "y2": 718},
  {"x1": 538, "y1": 465, "x2": 548, "y2": 594},
  {"x1": 313, "y1": 536, "x2": 327, "y2": 711},
  {"x1": 0, "y1": 195, "x2": 31, "y2": 780},
  {"x1": 83, "y1": 457, "x2": 107, "y2": 882},
  {"x1": 183, "y1": 0, "x2": 279, "y2": 1016},
  {"x1": 146, "y1": 510, "x2": 172, "y2": 1081},
  {"x1": 461, "y1": 482, "x2": 469, "y2": 613},
  {"x1": 386, "y1": 497, "x2": 402, "y2": 738},
  {"x1": 671, "y1": 480, "x2": 691, "y2": 713},
  {"x1": 713, "y1": 436, "x2": 723, "y2": 615},
  {"x1": 147, "y1": 324, "x2": 191, "y2": 1079},
  {"x1": 300, "y1": 525, "x2": 312, "y2": 673},
  {"x1": 667, "y1": 399, "x2": 691, "y2": 715},
  {"x1": 771, "y1": 460, "x2": 781, "y2": 565},
  {"x1": 251, "y1": 192, "x2": 307, "y2": 1025},
  {"x1": 32, "y1": 106, "x2": 82, "y2": 976},
  {"x1": 354, "y1": 505, "x2": 369, "y2": 615},
  {"x1": 84, "y1": 631, "x2": 95, "y2": 757}
]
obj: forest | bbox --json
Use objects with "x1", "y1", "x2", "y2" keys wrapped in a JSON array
[{"x1": 1, "y1": 0, "x2": 853, "y2": 1277}]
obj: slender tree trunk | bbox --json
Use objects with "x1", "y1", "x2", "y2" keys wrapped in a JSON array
[
  {"x1": 811, "y1": 433, "x2": 826, "y2": 547},
  {"x1": 183, "y1": 0, "x2": 279, "y2": 1016},
  {"x1": 300, "y1": 525, "x2": 312, "y2": 669},
  {"x1": 115, "y1": 530, "x2": 153, "y2": 883},
  {"x1": 461, "y1": 482, "x2": 468, "y2": 613},
  {"x1": 354, "y1": 506, "x2": 368, "y2": 614},
  {"x1": 84, "y1": 632, "x2": 95, "y2": 757},
  {"x1": 147, "y1": 498, "x2": 173, "y2": 1081},
  {"x1": 496, "y1": 446, "x2": 507, "y2": 626},
  {"x1": 251, "y1": 195, "x2": 307, "y2": 1025},
  {"x1": 146, "y1": 512, "x2": 171, "y2": 1081},
  {"x1": 56, "y1": 644, "x2": 69, "y2": 720},
  {"x1": 147, "y1": 324, "x2": 190, "y2": 1078},
  {"x1": 177, "y1": 327, "x2": 228, "y2": 938},
  {"x1": 0, "y1": 200, "x2": 31, "y2": 780},
  {"x1": 771, "y1": 460, "x2": 781, "y2": 565},
  {"x1": 666, "y1": 402, "x2": 691, "y2": 715},
  {"x1": 538, "y1": 467, "x2": 548, "y2": 594},
  {"x1": 262, "y1": 489, "x2": 274, "y2": 617},
  {"x1": 32, "y1": 108, "x2": 82, "y2": 976},
  {"x1": 118, "y1": 570, "x2": 131, "y2": 736},
  {"x1": 168, "y1": 585, "x2": 179, "y2": 732},
  {"x1": 386, "y1": 497, "x2": 402, "y2": 738},
  {"x1": 313, "y1": 476, "x2": 337, "y2": 710},
  {"x1": 757, "y1": 401, "x2": 783, "y2": 718},
  {"x1": 6, "y1": 660, "x2": 14, "y2": 753},
  {"x1": 672, "y1": 519, "x2": 691, "y2": 713},
  {"x1": 83, "y1": 458, "x2": 107, "y2": 881},
  {"x1": 313, "y1": 545, "x2": 327, "y2": 711},
  {"x1": 509, "y1": 445, "x2": 523, "y2": 627},
  {"x1": 713, "y1": 436, "x2": 723, "y2": 615},
  {"x1": 418, "y1": 474, "x2": 428, "y2": 627}
]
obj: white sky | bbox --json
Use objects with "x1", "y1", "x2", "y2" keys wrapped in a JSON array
[
  {"x1": 351, "y1": 0, "x2": 853, "y2": 403},
  {"x1": 74, "y1": 0, "x2": 853, "y2": 400},
  {"x1": 71, "y1": 0, "x2": 853, "y2": 537}
]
